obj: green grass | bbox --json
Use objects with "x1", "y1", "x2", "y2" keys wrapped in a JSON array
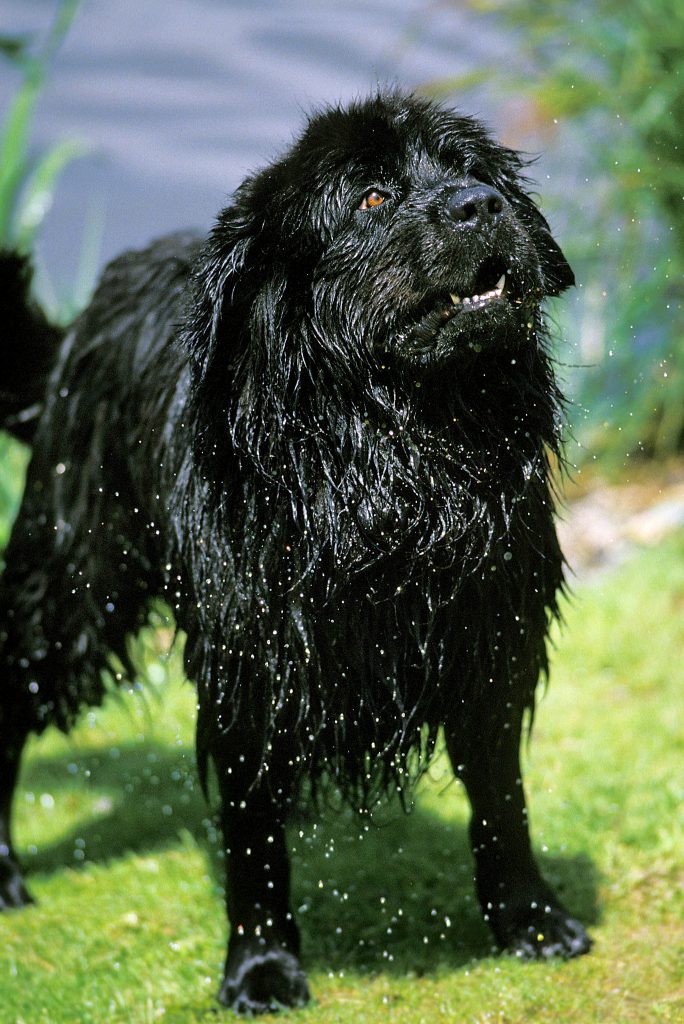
[
  {"x1": 0, "y1": 535, "x2": 682, "y2": 1023},
  {"x1": 0, "y1": 433, "x2": 29, "y2": 553}
]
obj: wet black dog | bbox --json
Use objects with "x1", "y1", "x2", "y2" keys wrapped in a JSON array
[{"x1": 0, "y1": 91, "x2": 590, "y2": 1013}]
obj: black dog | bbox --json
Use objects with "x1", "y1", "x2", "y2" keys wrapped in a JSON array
[{"x1": 0, "y1": 91, "x2": 590, "y2": 1013}]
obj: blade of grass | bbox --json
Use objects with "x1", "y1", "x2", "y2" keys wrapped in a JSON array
[
  {"x1": 13, "y1": 138, "x2": 91, "y2": 249},
  {"x1": 0, "y1": 0, "x2": 84, "y2": 246},
  {"x1": 40, "y1": 0, "x2": 83, "y2": 64},
  {"x1": 0, "y1": 71, "x2": 42, "y2": 242}
]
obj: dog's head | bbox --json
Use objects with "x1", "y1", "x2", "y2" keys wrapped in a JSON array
[{"x1": 187, "y1": 90, "x2": 573, "y2": 383}]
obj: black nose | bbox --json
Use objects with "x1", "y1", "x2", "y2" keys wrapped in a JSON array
[{"x1": 447, "y1": 184, "x2": 505, "y2": 227}]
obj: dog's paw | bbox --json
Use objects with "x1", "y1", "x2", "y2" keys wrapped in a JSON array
[
  {"x1": 219, "y1": 947, "x2": 310, "y2": 1015},
  {"x1": 494, "y1": 900, "x2": 591, "y2": 960},
  {"x1": 0, "y1": 853, "x2": 34, "y2": 911}
]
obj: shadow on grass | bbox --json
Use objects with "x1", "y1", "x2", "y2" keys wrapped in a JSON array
[
  {"x1": 19, "y1": 741, "x2": 600, "y2": 978},
  {"x1": 19, "y1": 742, "x2": 211, "y2": 873},
  {"x1": 290, "y1": 807, "x2": 600, "y2": 975}
]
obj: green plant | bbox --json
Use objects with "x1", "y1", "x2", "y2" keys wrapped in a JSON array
[
  {"x1": 0, "y1": 432, "x2": 29, "y2": 556},
  {"x1": 429, "y1": 0, "x2": 684, "y2": 466},
  {"x1": 0, "y1": 0, "x2": 86, "y2": 253}
]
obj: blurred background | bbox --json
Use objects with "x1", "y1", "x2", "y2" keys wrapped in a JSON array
[{"x1": 1, "y1": 6, "x2": 683, "y2": 1022}]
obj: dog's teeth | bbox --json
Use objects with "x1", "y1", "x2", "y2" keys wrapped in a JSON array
[
  {"x1": 495, "y1": 274, "x2": 506, "y2": 293},
  {"x1": 450, "y1": 293, "x2": 461, "y2": 305}
]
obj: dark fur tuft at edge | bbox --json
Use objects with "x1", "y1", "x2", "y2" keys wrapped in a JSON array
[{"x1": 0, "y1": 251, "x2": 63, "y2": 443}]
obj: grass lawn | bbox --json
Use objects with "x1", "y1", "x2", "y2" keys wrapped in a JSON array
[{"x1": 0, "y1": 513, "x2": 682, "y2": 1021}]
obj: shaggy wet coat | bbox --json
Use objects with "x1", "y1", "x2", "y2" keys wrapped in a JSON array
[{"x1": 0, "y1": 91, "x2": 590, "y2": 1013}]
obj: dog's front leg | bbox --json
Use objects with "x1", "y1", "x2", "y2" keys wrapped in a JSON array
[
  {"x1": 445, "y1": 699, "x2": 591, "y2": 960},
  {"x1": 213, "y1": 742, "x2": 309, "y2": 1014},
  {"x1": 0, "y1": 721, "x2": 33, "y2": 910}
]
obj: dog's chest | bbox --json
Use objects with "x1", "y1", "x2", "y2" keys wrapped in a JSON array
[{"x1": 310, "y1": 555, "x2": 531, "y2": 689}]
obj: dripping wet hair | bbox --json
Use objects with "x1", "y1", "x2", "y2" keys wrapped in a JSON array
[
  {"x1": 1, "y1": 90, "x2": 591, "y2": 1013},
  {"x1": 176, "y1": 91, "x2": 569, "y2": 801}
]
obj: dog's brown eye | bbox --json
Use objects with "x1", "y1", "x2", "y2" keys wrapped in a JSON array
[{"x1": 359, "y1": 190, "x2": 386, "y2": 210}]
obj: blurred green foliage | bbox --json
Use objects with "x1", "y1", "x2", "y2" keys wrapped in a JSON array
[
  {"x1": 0, "y1": 433, "x2": 28, "y2": 557},
  {"x1": 436, "y1": 0, "x2": 684, "y2": 466},
  {"x1": 0, "y1": 0, "x2": 101, "y2": 323},
  {"x1": 0, "y1": 0, "x2": 86, "y2": 253}
]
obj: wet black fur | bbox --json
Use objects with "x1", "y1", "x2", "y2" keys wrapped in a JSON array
[{"x1": 0, "y1": 91, "x2": 590, "y2": 1013}]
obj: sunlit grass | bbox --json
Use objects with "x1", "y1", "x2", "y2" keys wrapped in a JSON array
[{"x1": 0, "y1": 526, "x2": 681, "y2": 1021}]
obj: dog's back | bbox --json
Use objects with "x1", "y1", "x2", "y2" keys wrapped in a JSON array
[{"x1": 0, "y1": 233, "x2": 200, "y2": 733}]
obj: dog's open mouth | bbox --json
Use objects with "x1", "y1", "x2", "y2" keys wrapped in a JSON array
[
  {"x1": 449, "y1": 262, "x2": 507, "y2": 311},
  {"x1": 396, "y1": 257, "x2": 523, "y2": 359}
]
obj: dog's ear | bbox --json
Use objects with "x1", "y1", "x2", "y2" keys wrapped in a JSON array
[
  {"x1": 506, "y1": 176, "x2": 575, "y2": 296},
  {"x1": 184, "y1": 204, "x2": 257, "y2": 376},
  {"x1": 519, "y1": 199, "x2": 575, "y2": 296},
  {"x1": 536, "y1": 222, "x2": 575, "y2": 296},
  {"x1": 495, "y1": 151, "x2": 575, "y2": 297}
]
